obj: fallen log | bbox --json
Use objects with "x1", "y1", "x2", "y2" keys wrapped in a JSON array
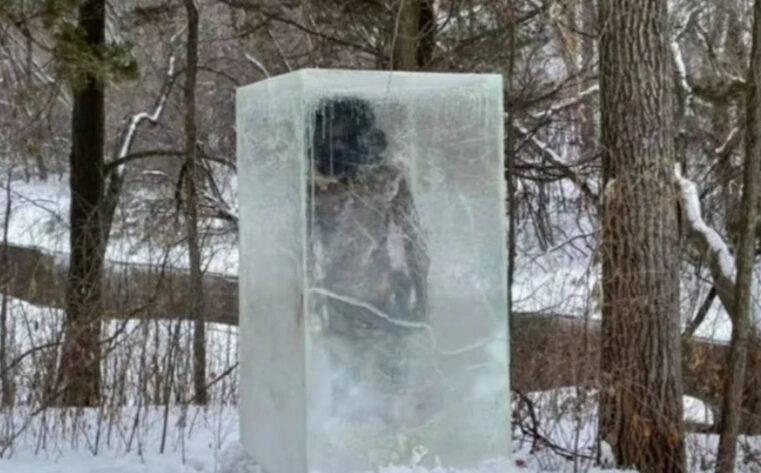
[
  {"x1": 0, "y1": 243, "x2": 238, "y2": 325},
  {"x1": 3, "y1": 242, "x2": 760, "y2": 431}
]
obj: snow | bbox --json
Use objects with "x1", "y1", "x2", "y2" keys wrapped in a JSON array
[
  {"x1": 675, "y1": 166, "x2": 736, "y2": 283},
  {"x1": 684, "y1": 395, "x2": 715, "y2": 426},
  {"x1": 0, "y1": 401, "x2": 631, "y2": 473},
  {"x1": 0, "y1": 177, "x2": 239, "y2": 276},
  {"x1": 0, "y1": 296, "x2": 238, "y2": 407},
  {"x1": 243, "y1": 54, "x2": 270, "y2": 78},
  {"x1": 0, "y1": 405, "x2": 746, "y2": 473},
  {"x1": 0, "y1": 300, "x2": 631, "y2": 473},
  {"x1": 117, "y1": 55, "x2": 176, "y2": 165},
  {"x1": 531, "y1": 86, "x2": 599, "y2": 122},
  {"x1": 1, "y1": 84, "x2": 759, "y2": 473},
  {"x1": 1, "y1": 167, "x2": 601, "y2": 335},
  {"x1": 672, "y1": 167, "x2": 761, "y2": 342},
  {"x1": 0, "y1": 305, "x2": 748, "y2": 473},
  {"x1": 715, "y1": 127, "x2": 740, "y2": 156},
  {"x1": 0, "y1": 406, "x2": 238, "y2": 473}
]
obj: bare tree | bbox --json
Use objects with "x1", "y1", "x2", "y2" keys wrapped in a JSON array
[
  {"x1": 391, "y1": 0, "x2": 435, "y2": 70},
  {"x1": 598, "y1": 0, "x2": 686, "y2": 471},
  {"x1": 181, "y1": 0, "x2": 207, "y2": 405},
  {"x1": 57, "y1": 0, "x2": 106, "y2": 407},
  {"x1": 715, "y1": 1, "x2": 761, "y2": 471}
]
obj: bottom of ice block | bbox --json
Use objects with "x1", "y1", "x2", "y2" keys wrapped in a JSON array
[
  {"x1": 307, "y1": 458, "x2": 513, "y2": 473},
  {"x1": 308, "y1": 389, "x2": 510, "y2": 473}
]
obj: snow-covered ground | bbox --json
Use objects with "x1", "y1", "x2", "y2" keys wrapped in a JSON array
[
  {"x1": 0, "y1": 404, "x2": 604, "y2": 473},
  {"x1": 0, "y1": 296, "x2": 612, "y2": 472},
  {"x1": 0, "y1": 406, "x2": 238, "y2": 473},
  {"x1": 0, "y1": 391, "x2": 754, "y2": 472},
  {"x1": 0, "y1": 295, "x2": 757, "y2": 472}
]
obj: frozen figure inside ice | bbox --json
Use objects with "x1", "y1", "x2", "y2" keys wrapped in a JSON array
[{"x1": 308, "y1": 96, "x2": 438, "y2": 428}]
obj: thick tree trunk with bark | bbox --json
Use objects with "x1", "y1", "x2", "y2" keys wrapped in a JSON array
[
  {"x1": 182, "y1": 0, "x2": 207, "y2": 405},
  {"x1": 715, "y1": 1, "x2": 761, "y2": 471},
  {"x1": 58, "y1": 0, "x2": 106, "y2": 407},
  {"x1": 391, "y1": 0, "x2": 434, "y2": 70},
  {"x1": 598, "y1": 1, "x2": 686, "y2": 471}
]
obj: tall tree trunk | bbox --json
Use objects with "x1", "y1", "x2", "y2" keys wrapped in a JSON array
[
  {"x1": 416, "y1": 0, "x2": 435, "y2": 68},
  {"x1": 715, "y1": 1, "x2": 761, "y2": 471},
  {"x1": 58, "y1": 0, "x2": 106, "y2": 407},
  {"x1": 182, "y1": 0, "x2": 207, "y2": 405},
  {"x1": 505, "y1": 0, "x2": 518, "y2": 345},
  {"x1": 598, "y1": 1, "x2": 686, "y2": 471},
  {"x1": 391, "y1": 0, "x2": 434, "y2": 70},
  {"x1": 1, "y1": 169, "x2": 12, "y2": 407}
]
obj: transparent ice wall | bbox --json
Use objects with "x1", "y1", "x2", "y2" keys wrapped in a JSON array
[{"x1": 237, "y1": 70, "x2": 509, "y2": 473}]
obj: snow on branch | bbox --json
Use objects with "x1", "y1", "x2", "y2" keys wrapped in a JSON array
[
  {"x1": 244, "y1": 53, "x2": 270, "y2": 77},
  {"x1": 670, "y1": 39, "x2": 693, "y2": 100},
  {"x1": 112, "y1": 54, "x2": 177, "y2": 174},
  {"x1": 514, "y1": 122, "x2": 599, "y2": 205},
  {"x1": 532, "y1": 85, "x2": 599, "y2": 121},
  {"x1": 670, "y1": 5, "x2": 702, "y2": 109},
  {"x1": 674, "y1": 165, "x2": 738, "y2": 319},
  {"x1": 715, "y1": 126, "x2": 741, "y2": 156}
]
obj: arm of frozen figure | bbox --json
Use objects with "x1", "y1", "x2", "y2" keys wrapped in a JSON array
[{"x1": 391, "y1": 176, "x2": 430, "y2": 320}]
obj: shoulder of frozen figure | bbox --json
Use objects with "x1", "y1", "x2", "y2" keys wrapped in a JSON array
[
  {"x1": 371, "y1": 160, "x2": 410, "y2": 179},
  {"x1": 311, "y1": 174, "x2": 346, "y2": 193}
]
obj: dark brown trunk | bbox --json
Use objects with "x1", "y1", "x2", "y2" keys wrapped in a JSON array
[
  {"x1": 416, "y1": 0, "x2": 435, "y2": 68},
  {"x1": 182, "y1": 0, "x2": 207, "y2": 405},
  {"x1": 598, "y1": 0, "x2": 686, "y2": 471},
  {"x1": 1, "y1": 169, "x2": 12, "y2": 407},
  {"x1": 715, "y1": 1, "x2": 761, "y2": 471},
  {"x1": 58, "y1": 0, "x2": 106, "y2": 407},
  {"x1": 391, "y1": 0, "x2": 434, "y2": 70}
]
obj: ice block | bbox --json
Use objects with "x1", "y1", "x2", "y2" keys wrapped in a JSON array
[{"x1": 237, "y1": 69, "x2": 510, "y2": 473}]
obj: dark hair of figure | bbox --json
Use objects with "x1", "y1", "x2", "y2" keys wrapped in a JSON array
[{"x1": 312, "y1": 97, "x2": 387, "y2": 178}]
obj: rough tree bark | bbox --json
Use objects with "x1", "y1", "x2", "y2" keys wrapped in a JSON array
[
  {"x1": 715, "y1": 1, "x2": 761, "y2": 471},
  {"x1": 57, "y1": 0, "x2": 106, "y2": 407},
  {"x1": 598, "y1": 0, "x2": 686, "y2": 471},
  {"x1": 391, "y1": 0, "x2": 434, "y2": 70},
  {"x1": 182, "y1": 0, "x2": 207, "y2": 405}
]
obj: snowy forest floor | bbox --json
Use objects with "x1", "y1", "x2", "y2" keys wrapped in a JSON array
[
  {"x1": 0, "y1": 390, "x2": 756, "y2": 472},
  {"x1": 0, "y1": 403, "x2": 595, "y2": 473}
]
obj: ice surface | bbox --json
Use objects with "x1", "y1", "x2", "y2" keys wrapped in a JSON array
[{"x1": 237, "y1": 69, "x2": 509, "y2": 473}]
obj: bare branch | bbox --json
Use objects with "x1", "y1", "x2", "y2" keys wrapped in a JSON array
[{"x1": 514, "y1": 122, "x2": 599, "y2": 206}]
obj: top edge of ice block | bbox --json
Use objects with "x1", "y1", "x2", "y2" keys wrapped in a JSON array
[{"x1": 236, "y1": 68, "x2": 503, "y2": 98}]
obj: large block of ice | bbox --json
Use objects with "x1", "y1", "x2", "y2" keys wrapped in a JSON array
[{"x1": 237, "y1": 70, "x2": 509, "y2": 473}]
